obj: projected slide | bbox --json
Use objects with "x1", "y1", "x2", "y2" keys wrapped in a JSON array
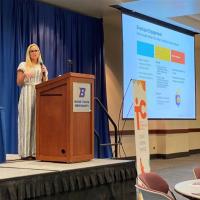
[{"x1": 122, "y1": 14, "x2": 195, "y2": 119}]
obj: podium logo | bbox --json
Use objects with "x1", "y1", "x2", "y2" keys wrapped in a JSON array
[
  {"x1": 79, "y1": 88, "x2": 86, "y2": 97},
  {"x1": 134, "y1": 98, "x2": 147, "y2": 130}
]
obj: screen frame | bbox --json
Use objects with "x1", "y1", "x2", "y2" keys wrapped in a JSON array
[{"x1": 120, "y1": 9, "x2": 197, "y2": 120}]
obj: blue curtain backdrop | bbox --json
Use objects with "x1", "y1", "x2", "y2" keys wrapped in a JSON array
[{"x1": 0, "y1": 0, "x2": 112, "y2": 158}]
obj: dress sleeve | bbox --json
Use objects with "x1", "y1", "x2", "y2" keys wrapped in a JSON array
[{"x1": 17, "y1": 62, "x2": 26, "y2": 72}]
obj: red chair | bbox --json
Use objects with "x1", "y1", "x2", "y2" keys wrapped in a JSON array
[
  {"x1": 137, "y1": 172, "x2": 176, "y2": 200},
  {"x1": 193, "y1": 167, "x2": 200, "y2": 179},
  {"x1": 136, "y1": 184, "x2": 175, "y2": 200}
]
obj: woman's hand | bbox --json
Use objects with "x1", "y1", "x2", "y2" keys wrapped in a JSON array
[
  {"x1": 41, "y1": 65, "x2": 48, "y2": 76},
  {"x1": 24, "y1": 71, "x2": 34, "y2": 79},
  {"x1": 17, "y1": 70, "x2": 34, "y2": 86},
  {"x1": 41, "y1": 65, "x2": 48, "y2": 82}
]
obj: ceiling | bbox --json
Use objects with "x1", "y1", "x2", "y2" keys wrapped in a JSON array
[
  {"x1": 119, "y1": 0, "x2": 200, "y2": 32},
  {"x1": 38, "y1": 0, "x2": 132, "y2": 18},
  {"x1": 120, "y1": 0, "x2": 200, "y2": 18},
  {"x1": 38, "y1": 0, "x2": 200, "y2": 32}
]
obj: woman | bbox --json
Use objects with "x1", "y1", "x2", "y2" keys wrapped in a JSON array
[{"x1": 17, "y1": 43, "x2": 48, "y2": 159}]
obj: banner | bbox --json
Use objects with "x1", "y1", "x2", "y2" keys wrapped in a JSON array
[{"x1": 133, "y1": 80, "x2": 150, "y2": 174}]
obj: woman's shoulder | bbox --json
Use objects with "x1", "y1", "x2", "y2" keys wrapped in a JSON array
[
  {"x1": 17, "y1": 62, "x2": 26, "y2": 71},
  {"x1": 18, "y1": 61, "x2": 26, "y2": 66}
]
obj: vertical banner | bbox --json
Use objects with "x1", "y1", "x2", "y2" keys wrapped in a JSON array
[{"x1": 133, "y1": 80, "x2": 150, "y2": 174}]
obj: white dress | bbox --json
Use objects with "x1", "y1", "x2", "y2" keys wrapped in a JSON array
[{"x1": 17, "y1": 62, "x2": 44, "y2": 157}]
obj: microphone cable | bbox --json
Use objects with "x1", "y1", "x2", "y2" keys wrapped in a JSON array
[{"x1": 118, "y1": 102, "x2": 134, "y2": 158}]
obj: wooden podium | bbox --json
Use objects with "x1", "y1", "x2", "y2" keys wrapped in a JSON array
[{"x1": 35, "y1": 72, "x2": 94, "y2": 163}]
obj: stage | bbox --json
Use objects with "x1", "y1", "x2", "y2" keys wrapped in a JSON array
[{"x1": 0, "y1": 155, "x2": 137, "y2": 200}]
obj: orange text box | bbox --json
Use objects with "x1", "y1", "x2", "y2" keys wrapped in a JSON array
[{"x1": 171, "y1": 50, "x2": 185, "y2": 64}]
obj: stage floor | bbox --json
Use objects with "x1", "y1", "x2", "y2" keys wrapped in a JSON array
[{"x1": 0, "y1": 155, "x2": 137, "y2": 200}]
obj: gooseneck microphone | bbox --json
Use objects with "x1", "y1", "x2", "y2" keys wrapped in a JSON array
[
  {"x1": 40, "y1": 62, "x2": 46, "y2": 76},
  {"x1": 67, "y1": 59, "x2": 73, "y2": 72}
]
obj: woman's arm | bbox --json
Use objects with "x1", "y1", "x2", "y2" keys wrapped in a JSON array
[
  {"x1": 17, "y1": 70, "x2": 34, "y2": 86},
  {"x1": 17, "y1": 70, "x2": 25, "y2": 86}
]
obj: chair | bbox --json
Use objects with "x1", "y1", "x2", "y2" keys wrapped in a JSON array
[
  {"x1": 136, "y1": 184, "x2": 175, "y2": 200},
  {"x1": 193, "y1": 167, "x2": 200, "y2": 179},
  {"x1": 137, "y1": 172, "x2": 176, "y2": 200}
]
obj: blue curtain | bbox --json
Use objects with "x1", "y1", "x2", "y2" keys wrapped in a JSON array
[{"x1": 0, "y1": 0, "x2": 112, "y2": 158}]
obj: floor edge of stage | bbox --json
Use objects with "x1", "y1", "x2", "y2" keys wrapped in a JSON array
[{"x1": 0, "y1": 155, "x2": 137, "y2": 200}]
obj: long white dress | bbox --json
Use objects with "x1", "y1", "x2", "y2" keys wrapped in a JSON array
[{"x1": 17, "y1": 62, "x2": 44, "y2": 158}]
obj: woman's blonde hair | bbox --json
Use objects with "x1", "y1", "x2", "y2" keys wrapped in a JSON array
[{"x1": 25, "y1": 43, "x2": 43, "y2": 67}]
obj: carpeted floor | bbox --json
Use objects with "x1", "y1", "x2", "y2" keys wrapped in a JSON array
[{"x1": 151, "y1": 153, "x2": 200, "y2": 200}]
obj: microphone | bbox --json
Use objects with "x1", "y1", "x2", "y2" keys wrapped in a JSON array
[
  {"x1": 40, "y1": 62, "x2": 46, "y2": 76},
  {"x1": 67, "y1": 59, "x2": 73, "y2": 72}
]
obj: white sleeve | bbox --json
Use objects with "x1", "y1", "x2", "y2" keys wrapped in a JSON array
[{"x1": 17, "y1": 62, "x2": 26, "y2": 72}]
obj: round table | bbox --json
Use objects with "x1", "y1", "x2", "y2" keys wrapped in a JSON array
[{"x1": 175, "y1": 179, "x2": 200, "y2": 200}]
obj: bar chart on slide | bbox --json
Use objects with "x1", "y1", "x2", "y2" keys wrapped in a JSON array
[{"x1": 137, "y1": 41, "x2": 185, "y2": 64}]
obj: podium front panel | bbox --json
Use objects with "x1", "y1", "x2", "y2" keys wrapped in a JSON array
[{"x1": 36, "y1": 73, "x2": 94, "y2": 163}]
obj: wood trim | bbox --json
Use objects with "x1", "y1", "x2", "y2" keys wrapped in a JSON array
[
  {"x1": 110, "y1": 128, "x2": 200, "y2": 135},
  {"x1": 116, "y1": 149, "x2": 200, "y2": 160},
  {"x1": 36, "y1": 72, "x2": 95, "y2": 90},
  {"x1": 189, "y1": 149, "x2": 200, "y2": 154}
]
